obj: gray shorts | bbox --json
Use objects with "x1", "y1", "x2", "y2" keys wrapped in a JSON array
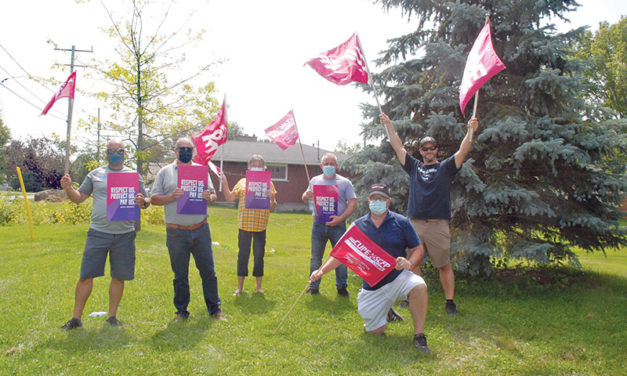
[{"x1": 80, "y1": 228, "x2": 136, "y2": 280}]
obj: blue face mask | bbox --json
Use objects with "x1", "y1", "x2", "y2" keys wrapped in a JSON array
[
  {"x1": 322, "y1": 165, "x2": 336, "y2": 177},
  {"x1": 369, "y1": 200, "x2": 387, "y2": 215},
  {"x1": 107, "y1": 149, "x2": 125, "y2": 167}
]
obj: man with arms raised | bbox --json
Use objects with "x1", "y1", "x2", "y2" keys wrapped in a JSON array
[{"x1": 379, "y1": 113, "x2": 478, "y2": 315}]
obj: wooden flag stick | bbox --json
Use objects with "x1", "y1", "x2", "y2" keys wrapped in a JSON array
[
  {"x1": 273, "y1": 281, "x2": 311, "y2": 334},
  {"x1": 470, "y1": 90, "x2": 479, "y2": 142},
  {"x1": 292, "y1": 111, "x2": 311, "y2": 182},
  {"x1": 356, "y1": 32, "x2": 390, "y2": 140}
]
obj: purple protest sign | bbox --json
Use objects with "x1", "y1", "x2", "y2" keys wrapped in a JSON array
[
  {"x1": 313, "y1": 184, "x2": 338, "y2": 224},
  {"x1": 245, "y1": 170, "x2": 272, "y2": 209},
  {"x1": 106, "y1": 172, "x2": 140, "y2": 221},
  {"x1": 177, "y1": 164, "x2": 208, "y2": 214}
]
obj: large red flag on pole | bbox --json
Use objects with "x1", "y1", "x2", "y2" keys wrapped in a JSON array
[
  {"x1": 264, "y1": 110, "x2": 299, "y2": 150},
  {"x1": 305, "y1": 33, "x2": 370, "y2": 86},
  {"x1": 41, "y1": 71, "x2": 76, "y2": 116},
  {"x1": 459, "y1": 20, "x2": 506, "y2": 116},
  {"x1": 192, "y1": 97, "x2": 228, "y2": 166}
]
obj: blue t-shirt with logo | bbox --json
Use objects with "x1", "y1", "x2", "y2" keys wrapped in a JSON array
[
  {"x1": 354, "y1": 211, "x2": 421, "y2": 290},
  {"x1": 402, "y1": 154, "x2": 459, "y2": 220}
]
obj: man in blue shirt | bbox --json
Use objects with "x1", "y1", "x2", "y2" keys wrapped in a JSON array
[
  {"x1": 310, "y1": 184, "x2": 431, "y2": 353},
  {"x1": 380, "y1": 113, "x2": 479, "y2": 316}
]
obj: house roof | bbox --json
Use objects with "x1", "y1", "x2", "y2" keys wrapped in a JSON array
[{"x1": 218, "y1": 140, "x2": 346, "y2": 165}]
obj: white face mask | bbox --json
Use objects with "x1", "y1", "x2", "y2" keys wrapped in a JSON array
[{"x1": 249, "y1": 167, "x2": 263, "y2": 171}]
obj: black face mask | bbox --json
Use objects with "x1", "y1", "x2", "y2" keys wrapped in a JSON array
[{"x1": 178, "y1": 147, "x2": 193, "y2": 163}]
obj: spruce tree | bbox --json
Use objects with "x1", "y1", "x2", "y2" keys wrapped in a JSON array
[{"x1": 344, "y1": 0, "x2": 627, "y2": 274}]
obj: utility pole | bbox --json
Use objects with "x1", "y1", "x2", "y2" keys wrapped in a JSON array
[
  {"x1": 96, "y1": 108, "x2": 101, "y2": 162},
  {"x1": 54, "y1": 44, "x2": 93, "y2": 174}
]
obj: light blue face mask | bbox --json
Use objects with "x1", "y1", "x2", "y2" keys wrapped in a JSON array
[
  {"x1": 249, "y1": 167, "x2": 263, "y2": 171},
  {"x1": 322, "y1": 165, "x2": 336, "y2": 177},
  {"x1": 369, "y1": 200, "x2": 387, "y2": 215}
]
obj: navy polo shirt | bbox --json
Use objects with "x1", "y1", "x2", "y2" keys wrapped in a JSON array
[
  {"x1": 402, "y1": 154, "x2": 459, "y2": 220},
  {"x1": 354, "y1": 211, "x2": 421, "y2": 290}
]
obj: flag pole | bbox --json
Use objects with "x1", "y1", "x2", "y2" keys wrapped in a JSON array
[
  {"x1": 291, "y1": 111, "x2": 311, "y2": 182},
  {"x1": 273, "y1": 282, "x2": 311, "y2": 334},
  {"x1": 219, "y1": 93, "x2": 228, "y2": 192},
  {"x1": 469, "y1": 90, "x2": 478, "y2": 142},
  {"x1": 64, "y1": 97, "x2": 74, "y2": 174},
  {"x1": 356, "y1": 32, "x2": 390, "y2": 140}
]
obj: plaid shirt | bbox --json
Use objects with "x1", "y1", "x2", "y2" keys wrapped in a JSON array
[{"x1": 232, "y1": 178, "x2": 277, "y2": 232}]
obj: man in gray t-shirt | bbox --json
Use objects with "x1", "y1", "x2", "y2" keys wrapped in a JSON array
[
  {"x1": 59, "y1": 139, "x2": 149, "y2": 330},
  {"x1": 301, "y1": 153, "x2": 357, "y2": 296},
  {"x1": 150, "y1": 137, "x2": 225, "y2": 322}
]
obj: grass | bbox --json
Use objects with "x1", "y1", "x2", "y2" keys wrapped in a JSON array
[{"x1": 0, "y1": 207, "x2": 625, "y2": 375}]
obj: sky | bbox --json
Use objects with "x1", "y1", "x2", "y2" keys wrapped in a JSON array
[{"x1": 0, "y1": 0, "x2": 625, "y2": 152}]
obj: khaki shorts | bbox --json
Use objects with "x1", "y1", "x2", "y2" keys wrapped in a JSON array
[{"x1": 409, "y1": 218, "x2": 450, "y2": 268}]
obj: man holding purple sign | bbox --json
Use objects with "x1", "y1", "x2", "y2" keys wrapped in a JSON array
[
  {"x1": 59, "y1": 139, "x2": 149, "y2": 330},
  {"x1": 222, "y1": 155, "x2": 277, "y2": 296},
  {"x1": 150, "y1": 137, "x2": 225, "y2": 322},
  {"x1": 301, "y1": 153, "x2": 356, "y2": 297}
]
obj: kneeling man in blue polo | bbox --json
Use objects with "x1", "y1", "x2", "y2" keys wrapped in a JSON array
[{"x1": 310, "y1": 184, "x2": 431, "y2": 353}]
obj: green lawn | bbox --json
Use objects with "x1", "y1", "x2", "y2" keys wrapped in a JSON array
[{"x1": 0, "y1": 207, "x2": 625, "y2": 375}]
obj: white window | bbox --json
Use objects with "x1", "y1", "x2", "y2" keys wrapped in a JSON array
[{"x1": 267, "y1": 164, "x2": 288, "y2": 181}]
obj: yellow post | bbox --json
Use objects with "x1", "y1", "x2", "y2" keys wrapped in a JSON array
[{"x1": 15, "y1": 166, "x2": 34, "y2": 241}]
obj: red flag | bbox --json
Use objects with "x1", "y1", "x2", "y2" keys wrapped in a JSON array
[
  {"x1": 192, "y1": 99, "x2": 228, "y2": 165},
  {"x1": 264, "y1": 110, "x2": 299, "y2": 150},
  {"x1": 41, "y1": 71, "x2": 76, "y2": 116},
  {"x1": 305, "y1": 33, "x2": 370, "y2": 86},
  {"x1": 330, "y1": 224, "x2": 397, "y2": 287},
  {"x1": 459, "y1": 21, "x2": 506, "y2": 115}
]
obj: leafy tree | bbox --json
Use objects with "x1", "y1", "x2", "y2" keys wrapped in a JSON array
[
  {"x1": 572, "y1": 17, "x2": 626, "y2": 119},
  {"x1": 345, "y1": 0, "x2": 627, "y2": 274},
  {"x1": 5, "y1": 136, "x2": 67, "y2": 191},
  {"x1": 86, "y1": 0, "x2": 221, "y2": 174},
  {"x1": 0, "y1": 113, "x2": 10, "y2": 185}
]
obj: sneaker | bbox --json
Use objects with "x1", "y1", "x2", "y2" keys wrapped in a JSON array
[
  {"x1": 399, "y1": 298, "x2": 410, "y2": 309},
  {"x1": 105, "y1": 316, "x2": 122, "y2": 326},
  {"x1": 173, "y1": 314, "x2": 188, "y2": 323},
  {"x1": 386, "y1": 307, "x2": 404, "y2": 322},
  {"x1": 413, "y1": 333, "x2": 431, "y2": 354},
  {"x1": 306, "y1": 288, "x2": 320, "y2": 295},
  {"x1": 212, "y1": 312, "x2": 228, "y2": 322},
  {"x1": 60, "y1": 318, "x2": 82, "y2": 330},
  {"x1": 445, "y1": 301, "x2": 458, "y2": 316},
  {"x1": 337, "y1": 287, "x2": 350, "y2": 297}
]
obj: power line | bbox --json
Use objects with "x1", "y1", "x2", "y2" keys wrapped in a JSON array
[
  {"x1": 0, "y1": 43, "x2": 33, "y2": 78},
  {"x1": 0, "y1": 63, "x2": 50, "y2": 106},
  {"x1": 0, "y1": 81, "x2": 65, "y2": 121}
]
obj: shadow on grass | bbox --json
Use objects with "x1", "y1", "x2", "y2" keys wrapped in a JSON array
[
  {"x1": 231, "y1": 292, "x2": 277, "y2": 314},
  {"x1": 303, "y1": 293, "x2": 355, "y2": 315},
  {"x1": 40, "y1": 325, "x2": 137, "y2": 353},
  {"x1": 148, "y1": 315, "x2": 219, "y2": 351}
]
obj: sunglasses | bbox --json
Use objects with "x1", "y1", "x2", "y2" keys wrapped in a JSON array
[
  {"x1": 421, "y1": 146, "x2": 437, "y2": 151},
  {"x1": 177, "y1": 147, "x2": 193, "y2": 152},
  {"x1": 106, "y1": 148, "x2": 124, "y2": 154}
]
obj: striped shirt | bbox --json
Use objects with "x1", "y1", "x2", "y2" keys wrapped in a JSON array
[{"x1": 232, "y1": 178, "x2": 277, "y2": 232}]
